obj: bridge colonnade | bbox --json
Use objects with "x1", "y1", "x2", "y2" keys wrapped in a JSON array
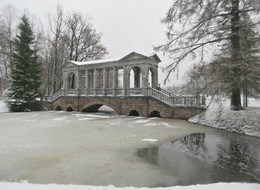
[
  {"x1": 62, "y1": 52, "x2": 160, "y2": 97},
  {"x1": 46, "y1": 52, "x2": 205, "y2": 119}
]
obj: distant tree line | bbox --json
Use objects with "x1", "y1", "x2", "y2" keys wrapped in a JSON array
[
  {"x1": 0, "y1": 4, "x2": 108, "y2": 98},
  {"x1": 0, "y1": 4, "x2": 108, "y2": 111}
]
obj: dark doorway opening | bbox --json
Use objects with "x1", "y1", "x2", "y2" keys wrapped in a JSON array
[
  {"x1": 66, "y1": 107, "x2": 73, "y2": 112},
  {"x1": 150, "y1": 111, "x2": 161, "y2": 117},
  {"x1": 129, "y1": 110, "x2": 140, "y2": 116}
]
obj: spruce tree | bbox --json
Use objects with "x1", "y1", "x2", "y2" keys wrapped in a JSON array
[{"x1": 7, "y1": 15, "x2": 41, "y2": 111}]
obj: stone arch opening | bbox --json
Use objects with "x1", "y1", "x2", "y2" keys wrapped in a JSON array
[
  {"x1": 150, "y1": 111, "x2": 161, "y2": 117},
  {"x1": 66, "y1": 107, "x2": 73, "y2": 112},
  {"x1": 129, "y1": 110, "x2": 139, "y2": 116},
  {"x1": 55, "y1": 106, "x2": 62, "y2": 111},
  {"x1": 148, "y1": 67, "x2": 156, "y2": 88},
  {"x1": 117, "y1": 69, "x2": 124, "y2": 88},
  {"x1": 82, "y1": 104, "x2": 117, "y2": 115},
  {"x1": 68, "y1": 72, "x2": 76, "y2": 89},
  {"x1": 130, "y1": 66, "x2": 142, "y2": 88},
  {"x1": 82, "y1": 104, "x2": 103, "y2": 112}
]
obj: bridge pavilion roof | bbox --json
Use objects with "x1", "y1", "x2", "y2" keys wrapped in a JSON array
[{"x1": 64, "y1": 52, "x2": 161, "y2": 68}]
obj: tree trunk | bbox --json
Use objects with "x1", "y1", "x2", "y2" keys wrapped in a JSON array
[{"x1": 230, "y1": 0, "x2": 243, "y2": 110}]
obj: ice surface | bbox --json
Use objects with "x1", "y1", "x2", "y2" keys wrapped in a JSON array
[
  {"x1": 141, "y1": 139, "x2": 158, "y2": 142},
  {"x1": 135, "y1": 119, "x2": 150, "y2": 123},
  {"x1": 1, "y1": 100, "x2": 260, "y2": 189},
  {"x1": 0, "y1": 111, "x2": 212, "y2": 187}
]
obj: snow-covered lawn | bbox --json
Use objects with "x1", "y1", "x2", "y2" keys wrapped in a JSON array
[
  {"x1": 1, "y1": 182, "x2": 260, "y2": 190},
  {"x1": 189, "y1": 98, "x2": 260, "y2": 137},
  {"x1": 0, "y1": 100, "x2": 8, "y2": 112}
]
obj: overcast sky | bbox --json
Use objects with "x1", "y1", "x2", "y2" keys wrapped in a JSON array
[{"x1": 0, "y1": 0, "x2": 190, "y2": 87}]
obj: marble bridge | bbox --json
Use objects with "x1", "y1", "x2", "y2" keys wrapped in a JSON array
[{"x1": 46, "y1": 52, "x2": 205, "y2": 119}]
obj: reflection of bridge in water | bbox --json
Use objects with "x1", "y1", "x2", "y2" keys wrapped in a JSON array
[{"x1": 46, "y1": 52, "x2": 205, "y2": 119}]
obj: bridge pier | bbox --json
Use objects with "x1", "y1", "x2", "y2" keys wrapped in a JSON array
[{"x1": 47, "y1": 96, "x2": 205, "y2": 120}]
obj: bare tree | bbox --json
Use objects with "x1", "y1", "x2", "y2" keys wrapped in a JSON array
[
  {"x1": 182, "y1": 11, "x2": 260, "y2": 106},
  {"x1": 63, "y1": 12, "x2": 108, "y2": 61},
  {"x1": 45, "y1": 4, "x2": 66, "y2": 94},
  {"x1": 155, "y1": 0, "x2": 260, "y2": 110},
  {"x1": 44, "y1": 7, "x2": 108, "y2": 95},
  {"x1": 0, "y1": 5, "x2": 17, "y2": 96}
]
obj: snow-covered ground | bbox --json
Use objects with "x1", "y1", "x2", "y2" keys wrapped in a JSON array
[
  {"x1": 0, "y1": 99, "x2": 8, "y2": 112},
  {"x1": 189, "y1": 98, "x2": 260, "y2": 137},
  {"x1": 1, "y1": 182, "x2": 260, "y2": 190}
]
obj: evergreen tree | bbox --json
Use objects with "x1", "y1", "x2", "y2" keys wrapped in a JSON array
[{"x1": 6, "y1": 15, "x2": 42, "y2": 111}]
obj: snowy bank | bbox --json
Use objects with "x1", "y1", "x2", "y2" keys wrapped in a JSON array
[
  {"x1": 0, "y1": 100, "x2": 8, "y2": 112},
  {"x1": 189, "y1": 98, "x2": 260, "y2": 137},
  {"x1": 0, "y1": 182, "x2": 260, "y2": 190}
]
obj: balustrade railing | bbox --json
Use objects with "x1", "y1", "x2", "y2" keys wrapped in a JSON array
[
  {"x1": 159, "y1": 88, "x2": 178, "y2": 97},
  {"x1": 130, "y1": 88, "x2": 143, "y2": 95},
  {"x1": 148, "y1": 88, "x2": 203, "y2": 107},
  {"x1": 46, "y1": 87, "x2": 204, "y2": 107},
  {"x1": 105, "y1": 89, "x2": 113, "y2": 96}
]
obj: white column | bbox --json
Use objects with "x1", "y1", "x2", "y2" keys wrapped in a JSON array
[
  {"x1": 85, "y1": 69, "x2": 89, "y2": 89},
  {"x1": 63, "y1": 71, "x2": 67, "y2": 96},
  {"x1": 123, "y1": 66, "x2": 130, "y2": 96},
  {"x1": 76, "y1": 68, "x2": 80, "y2": 95},
  {"x1": 123, "y1": 66, "x2": 127, "y2": 89},
  {"x1": 143, "y1": 65, "x2": 149, "y2": 88},
  {"x1": 63, "y1": 71, "x2": 66, "y2": 90},
  {"x1": 103, "y1": 68, "x2": 106, "y2": 89},
  {"x1": 155, "y1": 67, "x2": 158, "y2": 88},
  {"x1": 93, "y1": 69, "x2": 97, "y2": 89},
  {"x1": 113, "y1": 67, "x2": 118, "y2": 88}
]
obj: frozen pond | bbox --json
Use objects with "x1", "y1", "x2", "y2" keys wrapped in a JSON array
[
  {"x1": 0, "y1": 111, "x2": 212, "y2": 187},
  {"x1": 0, "y1": 111, "x2": 260, "y2": 187}
]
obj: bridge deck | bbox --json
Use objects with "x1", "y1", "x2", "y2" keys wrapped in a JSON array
[
  {"x1": 46, "y1": 87, "x2": 205, "y2": 108},
  {"x1": 45, "y1": 87, "x2": 205, "y2": 119}
]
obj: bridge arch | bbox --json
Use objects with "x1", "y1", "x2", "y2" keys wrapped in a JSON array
[
  {"x1": 55, "y1": 106, "x2": 62, "y2": 111},
  {"x1": 67, "y1": 72, "x2": 76, "y2": 89},
  {"x1": 129, "y1": 110, "x2": 139, "y2": 116},
  {"x1": 149, "y1": 111, "x2": 161, "y2": 117},
  {"x1": 80, "y1": 101, "x2": 120, "y2": 114},
  {"x1": 128, "y1": 66, "x2": 143, "y2": 88},
  {"x1": 148, "y1": 66, "x2": 157, "y2": 88},
  {"x1": 66, "y1": 107, "x2": 74, "y2": 112}
]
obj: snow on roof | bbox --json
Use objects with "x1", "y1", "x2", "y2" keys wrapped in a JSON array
[
  {"x1": 68, "y1": 52, "x2": 161, "y2": 66},
  {"x1": 69, "y1": 58, "x2": 119, "y2": 66}
]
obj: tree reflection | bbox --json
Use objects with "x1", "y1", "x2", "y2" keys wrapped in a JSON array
[
  {"x1": 138, "y1": 147, "x2": 159, "y2": 164},
  {"x1": 215, "y1": 139, "x2": 257, "y2": 178},
  {"x1": 137, "y1": 132, "x2": 260, "y2": 184},
  {"x1": 172, "y1": 133, "x2": 208, "y2": 158}
]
